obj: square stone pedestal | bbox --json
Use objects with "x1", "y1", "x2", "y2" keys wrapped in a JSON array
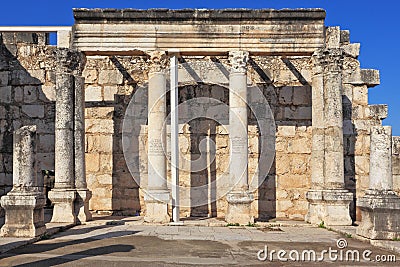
[
  {"x1": 75, "y1": 189, "x2": 92, "y2": 223},
  {"x1": 225, "y1": 191, "x2": 254, "y2": 225},
  {"x1": 0, "y1": 192, "x2": 46, "y2": 238},
  {"x1": 48, "y1": 189, "x2": 76, "y2": 224},
  {"x1": 144, "y1": 191, "x2": 170, "y2": 223},
  {"x1": 357, "y1": 190, "x2": 400, "y2": 240},
  {"x1": 306, "y1": 189, "x2": 353, "y2": 226}
]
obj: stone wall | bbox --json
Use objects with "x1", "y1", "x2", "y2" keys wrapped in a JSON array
[
  {"x1": 81, "y1": 54, "x2": 314, "y2": 219},
  {"x1": 0, "y1": 33, "x2": 56, "y2": 201}
]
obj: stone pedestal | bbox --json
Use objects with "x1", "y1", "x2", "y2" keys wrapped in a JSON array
[
  {"x1": 357, "y1": 126, "x2": 400, "y2": 239},
  {"x1": 48, "y1": 189, "x2": 76, "y2": 224},
  {"x1": 306, "y1": 189, "x2": 353, "y2": 226},
  {"x1": 75, "y1": 189, "x2": 92, "y2": 223},
  {"x1": 226, "y1": 192, "x2": 254, "y2": 224},
  {"x1": 0, "y1": 125, "x2": 46, "y2": 237},
  {"x1": 357, "y1": 190, "x2": 400, "y2": 240},
  {"x1": 144, "y1": 51, "x2": 170, "y2": 223},
  {"x1": 0, "y1": 193, "x2": 46, "y2": 237},
  {"x1": 225, "y1": 51, "x2": 253, "y2": 224},
  {"x1": 144, "y1": 191, "x2": 170, "y2": 223}
]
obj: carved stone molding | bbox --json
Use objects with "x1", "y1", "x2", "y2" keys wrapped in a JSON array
[
  {"x1": 147, "y1": 50, "x2": 168, "y2": 73},
  {"x1": 54, "y1": 48, "x2": 86, "y2": 75},
  {"x1": 312, "y1": 48, "x2": 343, "y2": 75}
]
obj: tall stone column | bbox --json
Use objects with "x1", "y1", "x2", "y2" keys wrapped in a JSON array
[
  {"x1": 49, "y1": 49, "x2": 86, "y2": 224},
  {"x1": 144, "y1": 51, "x2": 170, "y2": 223},
  {"x1": 357, "y1": 126, "x2": 400, "y2": 239},
  {"x1": 225, "y1": 51, "x2": 254, "y2": 224},
  {"x1": 306, "y1": 48, "x2": 353, "y2": 226},
  {"x1": 0, "y1": 125, "x2": 46, "y2": 237},
  {"x1": 74, "y1": 76, "x2": 92, "y2": 223}
]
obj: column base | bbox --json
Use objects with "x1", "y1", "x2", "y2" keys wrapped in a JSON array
[
  {"x1": 225, "y1": 191, "x2": 254, "y2": 225},
  {"x1": 0, "y1": 192, "x2": 46, "y2": 238},
  {"x1": 144, "y1": 191, "x2": 170, "y2": 223},
  {"x1": 48, "y1": 189, "x2": 76, "y2": 224},
  {"x1": 75, "y1": 189, "x2": 92, "y2": 224},
  {"x1": 306, "y1": 189, "x2": 353, "y2": 226},
  {"x1": 357, "y1": 190, "x2": 400, "y2": 240}
]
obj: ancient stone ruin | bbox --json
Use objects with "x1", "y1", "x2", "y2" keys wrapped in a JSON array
[{"x1": 0, "y1": 8, "x2": 399, "y2": 239}]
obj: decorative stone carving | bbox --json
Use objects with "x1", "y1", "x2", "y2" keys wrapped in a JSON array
[
  {"x1": 312, "y1": 48, "x2": 343, "y2": 75},
  {"x1": 148, "y1": 51, "x2": 168, "y2": 73},
  {"x1": 54, "y1": 48, "x2": 86, "y2": 75},
  {"x1": 229, "y1": 51, "x2": 249, "y2": 74}
]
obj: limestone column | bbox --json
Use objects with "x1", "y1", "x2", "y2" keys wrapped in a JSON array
[
  {"x1": 0, "y1": 125, "x2": 46, "y2": 237},
  {"x1": 74, "y1": 75, "x2": 92, "y2": 223},
  {"x1": 49, "y1": 48, "x2": 86, "y2": 224},
  {"x1": 306, "y1": 48, "x2": 353, "y2": 226},
  {"x1": 144, "y1": 51, "x2": 170, "y2": 223},
  {"x1": 48, "y1": 71, "x2": 77, "y2": 223},
  {"x1": 225, "y1": 51, "x2": 254, "y2": 224},
  {"x1": 357, "y1": 126, "x2": 400, "y2": 239}
]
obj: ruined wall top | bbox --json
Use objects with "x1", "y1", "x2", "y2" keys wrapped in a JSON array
[
  {"x1": 73, "y1": 8, "x2": 326, "y2": 22},
  {"x1": 72, "y1": 8, "x2": 326, "y2": 56}
]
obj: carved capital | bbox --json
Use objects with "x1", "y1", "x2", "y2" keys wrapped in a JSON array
[
  {"x1": 312, "y1": 48, "x2": 343, "y2": 75},
  {"x1": 229, "y1": 51, "x2": 249, "y2": 74},
  {"x1": 147, "y1": 51, "x2": 168, "y2": 73},
  {"x1": 55, "y1": 48, "x2": 86, "y2": 75}
]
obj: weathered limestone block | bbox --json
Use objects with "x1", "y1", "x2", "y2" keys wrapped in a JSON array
[
  {"x1": 357, "y1": 126, "x2": 400, "y2": 240},
  {"x1": 342, "y1": 43, "x2": 360, "y2": 58},
  {"x1": 85, "y1": 86, "x2": 102, "y2": 102},
  {"x1": 0, "y1": 71, "x2": 9, "y2": 86},
  {"x1": 325, "y1": 26, "x2": 341, "y2": 48},
  {"x1": 360, "y1": 69, "x2": 380, "y2": 87},
  {"x1": 21, "y1": 105, "x2": 45, "y2": 118},
  {"x1": 366, "y1": 104, "x2": 388, "y2": 120},
  {"x1": 57, "y1": 29, "x2": 72, "y2": 49},
  {"x1": 0, "y1": 86, "x2": 11, "y2": 103},
  {"x1": 0, "y1": 125, "x2": 46, "y2": 238},
  {"x1": 98, "y1": 70, "x2": 123, "y2": 85}
]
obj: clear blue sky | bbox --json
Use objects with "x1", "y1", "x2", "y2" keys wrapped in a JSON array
[{"x1": 1, "y1": 0, "x2": 398, "y2": 135}]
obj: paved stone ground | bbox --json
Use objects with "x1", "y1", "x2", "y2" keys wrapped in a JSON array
[{"x1": 0, "y1": 216, "x2": 399, "y2": 266}]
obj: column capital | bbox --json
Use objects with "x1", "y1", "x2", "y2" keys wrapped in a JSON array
[
  {"x1": 312, "y1": 48, "x2": 343, "y2": 74},
  {"x1": 229, "y1": 50, "x2": 249, "y2": 74},
  {"x1": 55, "y1": 48, "x2": 86, "y2": 75},
  {"x1": 147, "y1": 50, "x2": 168, "y2": 73}
]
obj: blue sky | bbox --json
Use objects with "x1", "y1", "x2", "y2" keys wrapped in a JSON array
[{"x1": 1, "y1": 0, "x2": 398, "y2": 135}]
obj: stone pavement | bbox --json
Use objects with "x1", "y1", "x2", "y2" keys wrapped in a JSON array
[{"x1": 0, "y1": 216, "x2": 399, "y2": 266}]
